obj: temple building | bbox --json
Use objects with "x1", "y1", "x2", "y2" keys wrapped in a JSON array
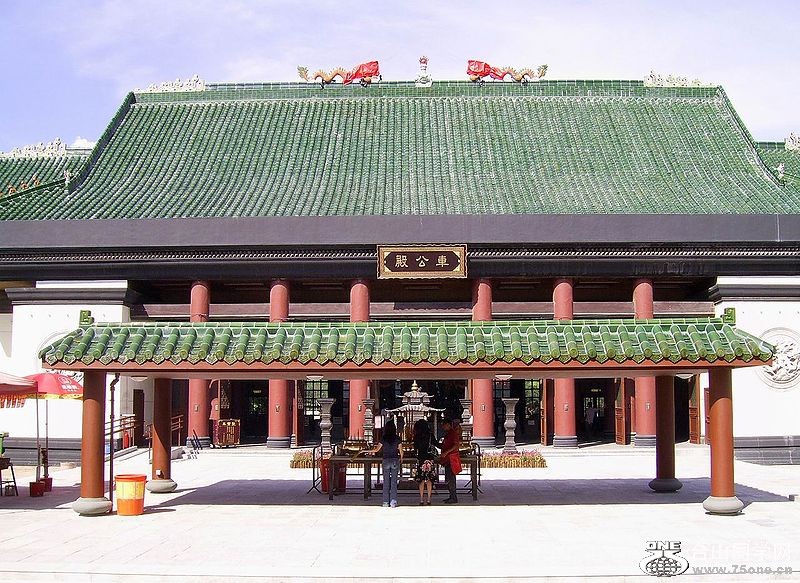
[{"x1": 1, "y1": 67, "x2": 799, "y2": 511}]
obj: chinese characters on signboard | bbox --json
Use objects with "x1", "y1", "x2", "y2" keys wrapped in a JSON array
[{"x1": 377, "y1": 245, "x2": 467, "y2": 279}]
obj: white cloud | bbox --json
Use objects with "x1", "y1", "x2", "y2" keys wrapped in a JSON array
[{"x1": 71, "y1": 137, "x2": 96, "y2": 149}]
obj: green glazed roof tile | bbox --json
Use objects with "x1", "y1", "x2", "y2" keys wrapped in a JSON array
[
  {"x1": 0, "y1": 151, "x2": 88, "y2": 197},
  {"x1": 0, "y1": 81, "x2": 794, "y2": 219},
  {"x1": 39, "y1": 318, "x2": 774, "y2": 369},
  {"x1": 756, "y1": 141, "x2": 800, "y2": 193}
]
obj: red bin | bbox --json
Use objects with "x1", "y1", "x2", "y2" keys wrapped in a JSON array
[
  {"x1": 115, "y1": 474, "x2": 147, "y2": 515},
  {"x1": 320, "y1": 458, "x2": 347, "y2": 493}
]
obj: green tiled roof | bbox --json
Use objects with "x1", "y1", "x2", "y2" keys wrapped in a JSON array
[
  {"x1": 0, "y1": 151, "x2": 88, "y2": 199},
  {"x1": 40, "y1": 318, "x2": 773, "y2": 369},
  {"x1": 0, "y1": 80, "x2": 795, "y2": 220},
  {"x1": 757, "y1": 141, "x2": 800, "y2": 192}
]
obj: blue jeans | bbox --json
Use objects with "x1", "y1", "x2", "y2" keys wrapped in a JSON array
[{"x1": 382, "y1": 459, "x2": 400, "y2": 504}]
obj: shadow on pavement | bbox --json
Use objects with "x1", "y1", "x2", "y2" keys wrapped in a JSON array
[
  {"x1": 0, "y1": 484, "x2": 80, "y2": 511},
  {"x1": 152, "y1": 477, "x2": 790, "y2": 507}
]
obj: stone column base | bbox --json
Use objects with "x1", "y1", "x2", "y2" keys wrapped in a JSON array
[
  {"x1": 703, "y1": 495, "x2": 744, "y2": 515},
  {"x1": 634, "y1": 434, "x2": 656, "y2": 447},
  {"x1": 648, "y1": 477, "x2": 683, "y2": 492},
  {"x1": 553, "y1": 435, "x2": 578, "y2": 448},
  {"x1": 471, "y1": 436, "x2": 496, "y2": 449},
  {"x1": 146, "y1": 478, "x2": 177, "y2": 493},
  {"x1": 266, "y1": 436, "x2": 291, "y2": 448},
  {"x1": 73, "y1": 496, "x2": 112, "y2": 516}
]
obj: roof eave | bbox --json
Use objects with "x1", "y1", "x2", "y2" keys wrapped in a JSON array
[{"x1": 3, "y1": 214, "x2": 800, "y2": 250}]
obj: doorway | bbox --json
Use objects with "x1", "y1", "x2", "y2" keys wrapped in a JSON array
[
  {"x1": 493, "y1": 379, "x2": 541, "y2": 444},
  {"x1": 576, "y1": 379, "x2": 615, "y2": 443},
  {"x1": 231, "y1": 381, "x2": 268, "y2": 442},
  {"x1": 674, "y1": 376, "x2": 691, "y2": 443}
]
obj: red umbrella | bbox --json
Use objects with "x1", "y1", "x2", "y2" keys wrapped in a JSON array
[
  {"x1": 24, "y1": 373, "x2": 83, "y2": 399},
  {"x1": 0, "y1": 372, "x2": 36, "y2": 408},
  {"x1": 0, "y1": 373, "x2": 37, "y2": 459},
  {"x1": 24, "y1": 373, "x2": 83, "y2": 481},
  {"x1": 0, "y1": 373, "x2": 84, "y2": 481}
]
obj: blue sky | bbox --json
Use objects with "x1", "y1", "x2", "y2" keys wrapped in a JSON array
[{"x1": 0, "y1": 0, "x2": 797, "y2": 151}]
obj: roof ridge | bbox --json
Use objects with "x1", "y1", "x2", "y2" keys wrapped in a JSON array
[
  {"x1": 67, "y1": 92, "x2": 136, "y2": 195},
  {"x1": 717, "y1": 87, "x2": 785, "y2": 187},
  {"x1": 0, "y1": 178, "x2": 66, "y2": 208},
  {"x1": 134, "y1": 79, "x2": 721, "y2": 105}
]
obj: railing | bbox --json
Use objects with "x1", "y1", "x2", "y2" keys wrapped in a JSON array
[
  {"x1": 105, "y1": 413, "x2": 140, "y2": 507},
  {"x1": 104, "y1": 414, "x2": 138, "y2": 445},
  {"x1": 171, "y1": 415, "x2": 184, "y2": 447},
  {"x1": 146, "y1": 415, "x2": 185, "y2": 463}
]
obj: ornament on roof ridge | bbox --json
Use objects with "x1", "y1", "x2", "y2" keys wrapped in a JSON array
[
  {"x1": 137, "y1": 74, "x2": 206, "y2": 94},
  {"x1": 415, "y1": 55, "x2": 432, "y2": 88},
  {"x1": 643, "y1": 71, "x2": 713, "y2": 87},
  {"x1": 4, "y1": 173, "x2": 41, "y2": 196},
  {"x1": 0, "y1": 138, "x2": 66, "y2": 159},
  {"x1": 775, "y1": 163, "x2": 785, "y2": 180},
  {"x1": 786, "y1": 133, "x2": 800, "y2": 152},
  {"x1": 467, "y1": 60, "x2": 547, "y2": 84},
  {"x1": 298, "y1": 61, "x2": 380, "y2": 87}
]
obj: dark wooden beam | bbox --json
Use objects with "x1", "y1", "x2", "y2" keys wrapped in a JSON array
[{"x1": 135, "y1": 300, "x2": 714, "y2": 320}]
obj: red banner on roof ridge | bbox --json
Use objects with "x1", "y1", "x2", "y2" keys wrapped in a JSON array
[
  {"x1": 467, "y1": 60, "x2": 491, "y2": 78},
  {"x1": 343, "y1": 61, "x2": 380, "y2": 85}
]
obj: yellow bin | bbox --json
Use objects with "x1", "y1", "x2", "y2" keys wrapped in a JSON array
[{"x1": 115, "y1": 474, "x2": 147, "y2": 516}]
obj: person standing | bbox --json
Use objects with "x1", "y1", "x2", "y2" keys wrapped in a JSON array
[
  {"x1": 438, "y1": 418, "x2": 461, "y2": 504},
  {"x1": 584, "y1": 403, "x2": 598, "y2": 440},
  {"x1": 413, "y1": 418, "x2": 436, "y2": 505},
  {"x1": 369, "y1": 419, "x2": 403, "y2": 507}
]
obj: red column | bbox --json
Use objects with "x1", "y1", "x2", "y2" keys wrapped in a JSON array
[
  {"x1": 472, "y1": 278, "x2": 495, "y2": 448},
  {"x1": 349, "y1": 279, "x2": 370, "y2": 439},
  {"x1": 147, "y1": 378, "x2": 177, "y2": 493},
  {"x1": 553, "y1": 278, "x2": 577, "y2": 447},
  {"x1": 72, "y1": 370, "x2": 112, "y2": 515},
  {"x1": 649, "y1": 376, "x2": 682, "y2": 492},
  {"x1": 188, "y1": 281, "x2": 211, "y2": 445},
  {"x1": 633, "y1": 278, "x2": 656, "y2": 446},
  {"x1": 703, "y1": 368, "x2": 743, "y2": 514},
  {"x1": 267, "y1": 279, "x2": 291, "y2": 448}
]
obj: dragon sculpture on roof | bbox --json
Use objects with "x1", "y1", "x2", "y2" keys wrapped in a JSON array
[
  {"x1": 298, "y1": 61, "x2": 380, "y2": 87},
  {"x1": 467, "y1": 61, "x2": 547, "y2": 84}
]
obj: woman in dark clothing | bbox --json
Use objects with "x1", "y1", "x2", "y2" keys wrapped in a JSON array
[
  {"x1": 413, "y1": 418, "x2": 436, "y2": 505},
  {"x1": 368, "y1": 419, "x2": 403, "y2": 507}
]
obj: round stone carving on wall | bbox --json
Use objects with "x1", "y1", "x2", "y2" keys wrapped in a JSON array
[{"x1": 757, "y1": 328, "x2": 800, "y2": 390}]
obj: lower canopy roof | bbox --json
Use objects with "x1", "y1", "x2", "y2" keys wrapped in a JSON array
[{"x1": 39, "y1": 318, "x2": 773, "y2": 381}]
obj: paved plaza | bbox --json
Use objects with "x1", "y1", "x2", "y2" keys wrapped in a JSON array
[{"x1": 0, "y1": 444, "x2": 797, "y2": 582}]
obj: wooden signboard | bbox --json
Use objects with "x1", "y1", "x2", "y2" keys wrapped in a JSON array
[{"x1": 377, "y1": 245, "x2": 467, "y2": 279}]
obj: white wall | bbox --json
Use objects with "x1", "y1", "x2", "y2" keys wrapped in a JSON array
[
  {"x1": 0, "y1": 292, "x2": 132, "y2": 439},
  {"x1": 712, "y1": 277, "x2": 800, "y2": 438},
  {"x1": 0, "y1": 313, "x2": 12, "y2": 371}
]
